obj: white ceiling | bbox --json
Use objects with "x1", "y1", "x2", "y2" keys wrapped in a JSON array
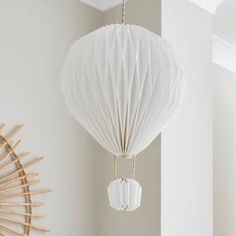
[
  {"x1": 81, "y1": 0, "x2": 225, "y2": 14},
  {"x1": 189, "y1": 0, "x2": 224, "y2": 14},
  {"x1": 80, "y1": 0, "x2": 124, "y2": 11}
]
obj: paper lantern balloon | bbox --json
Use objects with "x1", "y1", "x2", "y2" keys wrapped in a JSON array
[
  {"x1": 61, "y1": 24, "x2": 184, "y2": 158},
  {"x1": 61, "y1": 24, "x2": 184, "y2": 211}
]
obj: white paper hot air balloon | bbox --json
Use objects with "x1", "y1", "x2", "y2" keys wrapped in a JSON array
[{"x1": 61, "y1": 24, "x2": 184, "y2": 211}]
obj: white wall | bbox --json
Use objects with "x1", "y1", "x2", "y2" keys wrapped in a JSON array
[
  {"x1": 0, "y1": 1, "x2": 105, "y2": 235},
  {"x1": 213, "y1": 65, "x2": 236, "y2": 236},
  {"x1": 162, "y1": 1, "x2": 213, "y2": 236}
]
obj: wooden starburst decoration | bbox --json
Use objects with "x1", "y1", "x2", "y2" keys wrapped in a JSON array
[{"x1": 0, "y1": 124, "x2": 51, "y2": 235}]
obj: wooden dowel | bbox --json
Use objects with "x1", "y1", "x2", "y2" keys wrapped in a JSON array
[
  {"x1": 0, "y1": 216, "x2": 49, "y2": 232},
  {"x1": 31, "y1": 224, "x2": 50, "y2": 233},
  {"x1": 0, "y1": 125, "x2": 50, "y2": 235},
  {"x1": 0, "y1": 223, "x2": 22, "y2": 236},
  {"x1": 5, "y1": 124, "x2": 23, "y2": 141},
  {"x1": 0, "y1": 140, "x2": 21, "y2": 163},
  {"x1": 0, "y1": 202, "x2": 43, "y2": 207},
  {"x1": 0, "y1": 180, "x2": 40, "y2": 194},
  {"x1": 0, "y1": 173, "x2": 39, "y2": 189},
  {"x1": 0, "y1": 158, "x2": 43, "y2": 183},
  {"x1": 0, "y1": 209, "x2": 44, "y2": 218},
  {"x1": 0, "y1": 152, "x2": 29, "y2": 172},
  {"x1": 0, "y1": 140, "x2": 8, "y2": 150},
  {"x1": 0, "y1": 168, "x2": 25, "y2": 184},
  {"x1": 24, "y1": 157, "x2": 44, "y2": 168},
  {"x1": 0, "y1": 123, "x2": 5, "y2": 131},
  {"x1": 0, "y1": 189, "x2": 51, "y2": 199}
]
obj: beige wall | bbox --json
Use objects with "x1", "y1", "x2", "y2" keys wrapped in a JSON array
[
  {"x1": 0, "y1": 0, "x2": 105, "y2": 235},
  {"x1": 97, "y1": 1, "x2": 162, "y2": 236},
  {"x1": 0, "y1": 0, "x2": 161, "y2": 235}
]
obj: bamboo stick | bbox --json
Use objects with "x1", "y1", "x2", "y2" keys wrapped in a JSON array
[
  {"x1": 0, "y1": 209, "x2": 44, "y2": 218},
  {"x1": 0, "y1": 140, "x2": 21, "y2": 163},
  {"x1": 0, "y1": 168, "x2": 26, "y2": 184},
  {"x1": 0, "y1": 123, "x2": 5, "y2": 131},
  {"x1": 0, "y1": 158, "x2": 43, "y2": 183},
  {"x1": 0, "y1": 180, "x2": 40, "y2": 194},
  {"x1": 0, "y1": 152, "x2": 29, "y2": 172},
  {"x1": 24, "y1": 157, "x2": 44, "y2": 168},
  {"x1": 0, "y1": 216, "x2": 49, "y2": 232},
  {"x1": 0, "y1": 140, "x2": 8, "y2": 151},
  {"x1": 0, "y1": 189, "x2": 51, "y2": 199},
  {"x1": 0, "y1": 173, "x2": 39, "y2": 189},
  {"x1": 0, "y1": 223, "x2": 22, "y2": 236},
  {"x1": 0, "y1": 202, "x2": 43, "y2": 207},
  {"x1": 5, "y1": 124, "x2": 23, "y2": 141},
  {"x1": 0, "y1": 125, "x2": 50, "y2": 235}
]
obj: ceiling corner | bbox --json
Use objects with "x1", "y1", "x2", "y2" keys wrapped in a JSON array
[
  {"x1": 79, "y1": 0, "x2": 126, "y2": 12},
  {"x1": 189, "y1": 0, "x2": 225, "y2": 14}
]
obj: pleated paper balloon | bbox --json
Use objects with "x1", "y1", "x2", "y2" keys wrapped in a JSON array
[
  {"x1": 61, "y1": 24, "x2": 184, "y2": 211},
  {"x1": 62, "y1": 24, "x2": 184, "y2": 158}
]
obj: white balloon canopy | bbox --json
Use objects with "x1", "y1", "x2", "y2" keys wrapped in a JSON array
[{"x1": 61, "y1": 24, "x2": 185, "y2": 159}]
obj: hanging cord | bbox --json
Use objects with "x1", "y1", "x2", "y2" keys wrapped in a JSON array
[
  {"x1": 113, "y1": 155, "x2": 137, "y2": 179},
  {"x1": 132, "y1": 156, "x2": 136, "y2": 179},
  {"x1": 122, "y1": 0, "x2": 126, "y2": 24},
  {"x1": 114, "y1": 156, "x2": 118, "y2": 179}
]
